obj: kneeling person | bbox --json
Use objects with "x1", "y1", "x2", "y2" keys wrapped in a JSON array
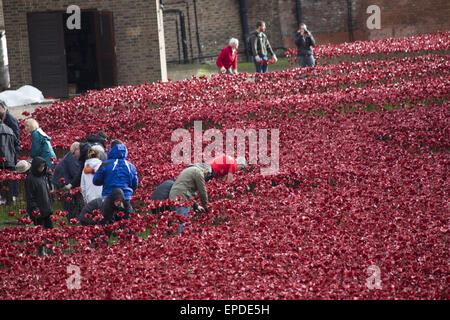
[
  {"x1": 78, "y1": 188, "x2": 125, "y2": 226},
  {"x1": 169, "y1": 163, "x2": 212, "y2": 233}
]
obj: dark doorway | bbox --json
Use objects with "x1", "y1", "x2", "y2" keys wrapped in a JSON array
[
  {"x1": 27, "y1": 12, "x2": 68, "y2": 98},
  {"x1": 27, "y1": 10, "x2": 117, "y2": 98},
  {"x1": 63, "y1": 10, "x2": 99, "y2": 94}
]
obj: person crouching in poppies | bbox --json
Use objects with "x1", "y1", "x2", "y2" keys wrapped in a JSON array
[
  {"x1": 78, "y1": 188, "x2": 125, "y2": 226},
  {"x1": 169, "y1": 163, "x2": 212, "y2": 233},
  {"x1": 216, "y1": 38, "x2": 239, "y2": 75},
  {"x1": 207, "y1": 154, "x2": 246, "y2": 183}
]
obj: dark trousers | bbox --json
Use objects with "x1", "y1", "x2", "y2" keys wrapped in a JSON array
[
  {"x1": 31, "y1": 215, "x2": 54, "y2": 229},
  {"x1": 63, "y1": 193, "x2": 84, "y2": 221},
  {"x1": 0, "y1": 166, "x2": 19, "y2": 204}
]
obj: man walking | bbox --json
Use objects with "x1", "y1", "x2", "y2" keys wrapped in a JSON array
[{"x1": 249, "y1": 21, "x2": 277, "y2": 74}]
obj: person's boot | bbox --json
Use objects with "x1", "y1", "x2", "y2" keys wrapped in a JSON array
[{"x1": 37, "y1": 246, "x2": 44, "y2": 257}]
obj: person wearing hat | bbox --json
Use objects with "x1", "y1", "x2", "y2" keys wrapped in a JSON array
[
  {"x1": 169, "y1": 163, "x2": 213, "y2": 233},
  {"x1": 207, "y1": 154, "x2": 246, "y2": 183},
  {"x1": 16, "y1": 160, "x2": 32, "y2": 175}
]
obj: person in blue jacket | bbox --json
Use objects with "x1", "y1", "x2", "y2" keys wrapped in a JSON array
[
  {"x1": 24, "y1": 118, "x2": 57, "y2": 169},
  {"x1": 93, "y1": 140, "x2": 138, "y2": 217}
]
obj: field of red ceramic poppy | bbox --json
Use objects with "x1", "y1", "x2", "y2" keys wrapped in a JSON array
[{"x1": 0, "y1": 32, "x2": 449, "y2": 299}]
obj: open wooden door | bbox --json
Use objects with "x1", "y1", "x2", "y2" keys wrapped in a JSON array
[
  {"x1": 27, "y1": 12, "x2": 68, "y2": 97},
  {"x1": 95, "y1": 11, "x2": 117, "y2": 89}
]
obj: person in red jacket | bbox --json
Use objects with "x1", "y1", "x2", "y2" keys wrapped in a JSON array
[{"x1": 216, "y1": 38, "x2": 239, "y2": 74}]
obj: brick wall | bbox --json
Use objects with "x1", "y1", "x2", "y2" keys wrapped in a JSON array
[
  {"x1": 163, "y1": 0, "x2": 288, "y2": 64},
  {"x1": 3, "y1": 0, "x2": 163, "y2": 90},
  {"x1": 352, "y1": 0, "x2": 450, "y2": 41},
  {"x1": 163, "y1": 0, "x2": 244, "y2": 63},
  {"x1": 163, "y1": 0, "x2": 449, "y2": 65},
  {"x1": 0, "y1": 0, "x2": 4, "y2": 26},
  {"x1": 4, "y1": 0, "x2": 448, "y2": 90},
  {"x1": 277, "y1": 0, "x2": 450, "y2": 47}
]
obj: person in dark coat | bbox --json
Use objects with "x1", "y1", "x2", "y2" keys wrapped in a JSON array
[
  {"x1": 86, "y1": 130, "x2": 108, "y2": 149},
  {"x1": 0, "y1": 100, "x2": 20, "y2": 203},
  {"x1": 0, "y1": 100, "x2": 20, "y2": 163},
  {"x1": 294, "y1": 23, "x2": 316, "y2": 68},
  {"x1": 61, "y1": 141, "x2": 93, "y2": 220},
  {"x1": 0, "y1": 118, "x2": 18, "y2": 205},
  {"x1": 25, "y1": 157, "x2": 54, "y2": 229},
  {"x1": 52, "y1": 142, "x2": 81, "y2": 189},
  {"x1": 86, "y1": 131, "x2": 108, "y2": 161},
  {"x1": 249, "y1": 21, "x2": 277, "y2": 74},
  {"x1": 150, "y1": 178, "x2": 176, "y2": 214},
  {"x1": 78, "y1": 188, "x2": 125, "y2": 226},
  {"x1": 52, "y1": 142, "x2": 83, "y2": 220}
]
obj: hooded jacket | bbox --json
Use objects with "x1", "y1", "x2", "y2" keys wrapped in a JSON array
[
  {"x1": 30, "y1": 128, "x2": 57, "y2": 169},
  {"x1": 81, "y1": 157, "x2": 103, "y2": 203},
  {"x1": 78, "y1": 188, "x2": 125, "y2": 226},
  {"x1": 93, "y1": 144, "x2": 138, "y2": 200},
  {"x1": 0, "y1": 121, "x2": 17, "y2": 168},
  {"x1": 52, "y1": 151, "x2": 81, "y2": 189},
  {"x1": 25, "y1": 157, "x2": 54, "y2": 218},
  {"x1": 169, "y1": 164, "x2": 209, "y2": 207}
]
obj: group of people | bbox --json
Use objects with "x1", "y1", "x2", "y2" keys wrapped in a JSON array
[
  {"x1": 151, "y1": 154, "x2": 247, "y2": 233},
  {"x1": 216, "y1": 21, "x2": 315, "y2": 75},
  {"x1": 0, "y1": 104, "x2": 139, "y2": 235},
  {"x1": 1, "y1": 101, "x2": 247, "y2": 238}
]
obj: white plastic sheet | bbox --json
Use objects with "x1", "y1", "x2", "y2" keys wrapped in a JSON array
[{"x1": 0, "y1": 85, "x2": 45, "y2": 107}]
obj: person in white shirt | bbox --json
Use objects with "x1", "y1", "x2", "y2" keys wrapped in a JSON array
[{"x1": 80, "y1": 145, "x2": 104, "y2": 204}]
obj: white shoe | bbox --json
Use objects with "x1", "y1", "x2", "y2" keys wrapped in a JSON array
[
  {"x1": 12, "y1": 196, "x2": 17, "y2": 202},
  {"x1": 0, "y1": 199, "x2": 6, "y2": 205}
]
